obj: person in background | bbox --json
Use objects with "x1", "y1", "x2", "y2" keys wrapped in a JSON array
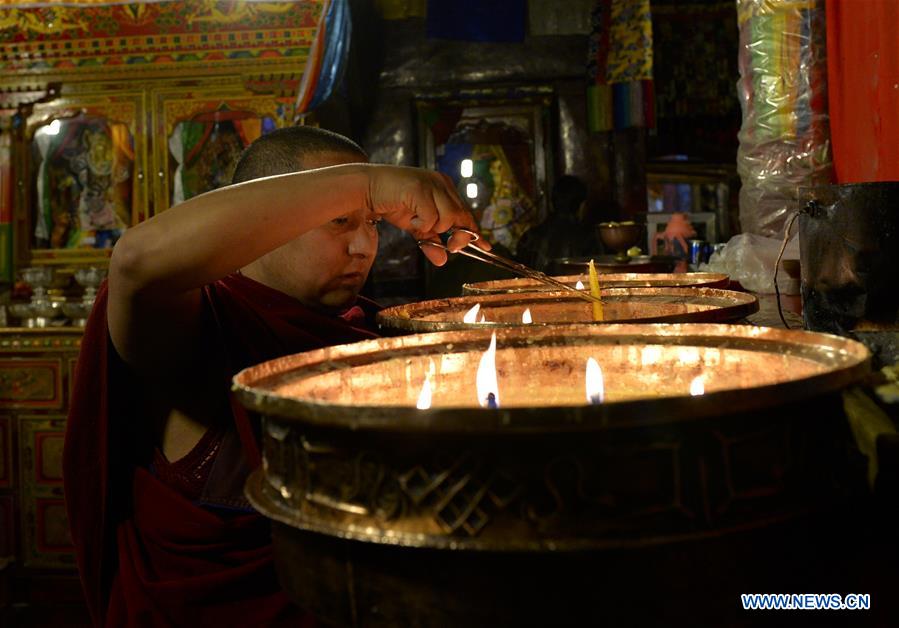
[
  {"x1": 516, "y1": 175, "x2": 596, "y2": 272},
  {"x1": 63, "y1": 126, "x2": 483, "y2": 627}
]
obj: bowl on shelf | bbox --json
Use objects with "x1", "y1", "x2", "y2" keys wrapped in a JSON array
[
  {"x1": 31, "y1": 300, "x2": 62, "y2": 319},
  {"x1": 74, "y1": 267, "x2": 107, "y2": 288},
  {"x1": 8, "y1": 303, "x2": 34, "y2": 322},
  {"x1": 596, "y1": 222, "x2": 644, "y2": 263},
  {"x1": 19, "y1": 267, "x2": 55, "y2": 298},
  {"x1": 62, "y1": 301, "x2": 92, "y2": 327},
  {"x1": 74, "y1": 267, "x2": 108, "y2": 303}
]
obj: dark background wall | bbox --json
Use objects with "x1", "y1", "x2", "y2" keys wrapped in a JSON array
[
  {"x1": 317, "y1": 3, "x2": 609, "y2": 298},
  {"x1": 315, "y1": 0, "x2": 740, "y2": 299}
]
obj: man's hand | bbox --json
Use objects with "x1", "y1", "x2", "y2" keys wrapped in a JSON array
[{"x1": 366, "y1": 165, "x2": 490, "y2": 266}]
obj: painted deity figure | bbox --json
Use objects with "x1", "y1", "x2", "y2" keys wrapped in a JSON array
[
  {"x1": 477, "y1": 148, "x2": 536, "y2": 254},
  {"x1": 199, "y1": 126, "x2": 245, "y2": 192},
  {"x1": 69, "y1": 129, "x2": 129, "y2": 247}
]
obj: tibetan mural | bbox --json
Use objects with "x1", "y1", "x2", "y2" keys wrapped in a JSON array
[
  {"x1": 421, "y1": 101, "x2": 548, "y2": 255},
  {"x1": 31, "y1": 114, "x2": 133, "y2": 249},
  {"x1": 0, "y1": 1, "x2": 321, "y2": 76},
  {"x1": 169, "y1": 106, "x2": 281, "y2": 204}
]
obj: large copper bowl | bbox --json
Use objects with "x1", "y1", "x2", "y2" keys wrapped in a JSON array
[
  {"x1": 376, "y1": 287, "x2": 758, "y2": 334},
  {"x1": 462, "y1": 272, "x2": 730, "y2": 296},
  {"x1": 236, "y1": 324, "x2": 870, "y2": 626}
]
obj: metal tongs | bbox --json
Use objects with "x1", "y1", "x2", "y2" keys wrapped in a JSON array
[{"x1": 418, "y1": 228, "x2": 604, "y2": 305}]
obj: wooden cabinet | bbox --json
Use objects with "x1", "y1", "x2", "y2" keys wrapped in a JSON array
[
  {"x1": 1, "y1": 0, "x2": 319, "y2": 276},
  {"x1": 11, "y1": 81, "x2": 297, "y2": 272},
  {"x1": 0, "y1": 330, "x2": 81, "y2": 575},
  {"x1": 9, "y1": 78, "x2": 299, "y2": 275},
  {"x1": 0, "y1": 330, "x2": 83, "y2": 627}
]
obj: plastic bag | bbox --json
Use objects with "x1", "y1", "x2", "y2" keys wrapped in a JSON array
[
  {"x1": 699, "y1": 233, "x2": 799, "y2": 294},
  {"x1": 736, "y1": 0, "x2": 831, "y2": 237}
]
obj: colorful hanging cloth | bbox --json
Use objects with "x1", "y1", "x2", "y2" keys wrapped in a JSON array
[
  {"x1": 295, "y1": 0, "x2": 352, "y2": 117},
  {"x1": 586, "y1": 0, "x2": 655, "y2": 132}
]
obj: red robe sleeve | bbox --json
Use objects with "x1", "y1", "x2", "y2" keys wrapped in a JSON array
[{"x1": 62, "y1": 282, "x2": 119, "y2": 625}]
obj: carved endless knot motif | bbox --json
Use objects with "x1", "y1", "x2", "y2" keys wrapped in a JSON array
[{"x1": 398, "y1": 452, "x2": 522, "y2": 536}]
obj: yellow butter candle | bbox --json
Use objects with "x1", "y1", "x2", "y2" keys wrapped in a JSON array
[{"x1": 588, "y1": 259, "x2": 603, "y2": 321}]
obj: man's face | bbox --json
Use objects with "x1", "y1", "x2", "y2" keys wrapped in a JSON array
[{"x1": 249, "y1": 151, "x2": 378, "y2": 312}]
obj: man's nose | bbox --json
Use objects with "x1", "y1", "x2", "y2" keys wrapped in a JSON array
[{"x1": 347, "y1": 225, "x2": 376, "y2": 258}]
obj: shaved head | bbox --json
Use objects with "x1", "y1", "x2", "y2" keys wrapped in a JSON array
[{"x1": 231, "y1": 126, "x2": 367, "y2": 184}]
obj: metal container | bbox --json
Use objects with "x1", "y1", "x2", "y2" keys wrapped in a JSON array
[
  {"x1": 235, "y1": 324, "x2": 870, "y2": 626},
  {"x1": 596, "y1": 222, "x2": 644, "y2": 262},
  {"x1": 552, "y1": 255, "x2": 678, "y2": 275},
  {"x1": 462, "y1": 272, "x2": 730, "y2": 296},
  {"x1": 801, "y1": 183, "x2": 899, "y2": 327},
  {"x1": 688, "y1": 239, "x2": 710, "y2": 265},
  {"x1": 376, "y1": 287, "x2": 758, "y2": 334}
]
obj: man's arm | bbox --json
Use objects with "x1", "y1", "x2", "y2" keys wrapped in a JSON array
[{"x1": 108, "y1": 163, "x2": 481, "y2": 374}]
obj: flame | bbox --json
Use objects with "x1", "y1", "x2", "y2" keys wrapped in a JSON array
[
  {"x1": 690, "y1": 375, "x2": 705, "y2": 396},
  {"x1": 586, "y1": 357, "x2": 604, "y2": 404},
  {"x1": 575, "y1": 280, "x2": 585, "y2": 290},
  {"x1": 416, "y1": 358, "x2": 436, "y2": 409},
  {"x1": 522, "y1": 308, "x2": 533, "y2": 324},
  {"x1": 476, "y1": 332, "x2": 500, "y2": 408},
  {"x1": 479, "y1": 314, "x2": 487, "y2": 323},
  {"x1": 463, "y1": 303, "x2": 481, "y2": 323},
  {"x1": 416, "y1": 377, "x2": 432, "y2": 409}
]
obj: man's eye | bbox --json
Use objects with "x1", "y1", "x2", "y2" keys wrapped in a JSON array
[
  {"x1": 332, "y1": 217, "x2": 349, "y2": 226},
  {"x1": 367, "y1": 217, "x2": 383, "y2": 227}
]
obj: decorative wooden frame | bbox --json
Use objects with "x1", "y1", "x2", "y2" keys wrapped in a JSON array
[
  {"x1": 0, "y1": 416, "x2": 10, "y2": 490},
  {"x1": 150, "y1": 84, "x2": 296, "y2": 214},
  {"x1": 415, "y1": 88, "x2": 555, "y2": 244},
  {"x1": 16, "y1": 89, "x2": 149, "y2": 268},
  {"x1": 417, "y1": 99, "x2": 552, "y2": 215},
  {"x1": 1, "y1": 0, "x2": 318, "y2": 275}
]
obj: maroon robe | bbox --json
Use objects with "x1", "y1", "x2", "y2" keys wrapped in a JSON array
[{"x1": 63, "y1": 273, "x2": 379, "y2": 627}]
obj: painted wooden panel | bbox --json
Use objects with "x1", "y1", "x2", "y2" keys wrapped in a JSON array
[
  {"x1": 67, "y1": 357, "x2": 79, "y2": 407},
  {"x1": 35, "y1": 499, "x2": 74, "y2": 555},
  {"x1": 0, "y1": 358, "x2": 63, "y2": 409},
  {"x1": 0, "y1": 1, "x2": 320, "y2": 78},
  {"x1": 0, "y1": 415, "x2": 10, "y2": 489},
  {"x1": 18, "y1": 415, "x2": 73, "y2": 568},
  {"x1": 0, "y1": 493, "x2": 13, "y2": 561}
]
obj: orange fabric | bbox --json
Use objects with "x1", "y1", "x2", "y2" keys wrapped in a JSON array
[{"x1": 826, "y1": 0, "x2": 899, "y2": 182}]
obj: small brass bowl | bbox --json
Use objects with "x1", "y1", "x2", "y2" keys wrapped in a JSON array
[{"x1": 597, "y1": 222, "x2": 643, "y2": 262}]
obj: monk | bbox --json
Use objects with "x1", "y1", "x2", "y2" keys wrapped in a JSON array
[{"x1": 63, "y1": 127, "x2": 484, "y2": 627}]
